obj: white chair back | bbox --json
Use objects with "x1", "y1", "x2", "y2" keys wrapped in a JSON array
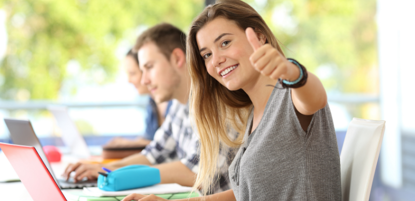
[{"x1": 340, "y1": 118, "x2": 386, "y2": 201}]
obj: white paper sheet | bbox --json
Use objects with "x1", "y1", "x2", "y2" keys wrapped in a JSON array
[
  {"x1": 0, "y1": 152, "x2": 20, "y2": 182},
  {"x1": 83, "y1": 183, "x2": 194, "y2": 196}
]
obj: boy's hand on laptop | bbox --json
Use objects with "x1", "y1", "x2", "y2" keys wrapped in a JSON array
[{"x1": 62, "y1": 162, "x2": 105, "y2": 182}]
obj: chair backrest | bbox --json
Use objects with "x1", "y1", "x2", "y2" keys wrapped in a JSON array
[{"x1": 340, "y1": 118, "x2": 386, "y2": 201}]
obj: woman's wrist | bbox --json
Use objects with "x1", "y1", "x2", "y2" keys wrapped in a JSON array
[
  {"x1": 280, "y1": 58, "x2": 308, "y2": 88},
  {"x1": 285, "y1": 60, "x2": 301, "y2": 82}
]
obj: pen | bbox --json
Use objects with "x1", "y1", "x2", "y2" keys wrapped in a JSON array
[
  {"x1": 98, "y1": 172, "x2": 108, "y2": 177},
  {"x1": 102, "y1": 167, "x2": 112, "y2": 173}
]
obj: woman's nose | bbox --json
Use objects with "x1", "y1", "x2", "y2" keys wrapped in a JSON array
[{"x1": 212, "y1": 53, "x2": 225, "y2": 68}]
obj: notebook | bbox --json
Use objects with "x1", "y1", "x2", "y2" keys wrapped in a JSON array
[
  {"x1": 4, "y1": 118, "x2": 97, "y2": 189},
  {"x1": 83, "y1": 183, "x2": 194, "y2": 197},
  {"x1": 63, "y1": 190, "x2": 199, "y2": 201},
  {"x1": 48, "y1": 106, "x2": 91, "y2": 158}
]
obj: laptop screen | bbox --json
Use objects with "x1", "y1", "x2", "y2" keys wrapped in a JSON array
[
  {"x1": 0, "y1": 143, "x2": 66, "y2": 201},
  {"x1": 3, "y1": 119, "x2": 56, "y2": 179},
  {"x1": 48, "y1": 106, "x2": 90, "y2": 158}
]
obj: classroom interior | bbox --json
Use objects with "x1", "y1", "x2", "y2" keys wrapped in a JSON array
[{"x1": 0, "y1": 0, "x2": 414, "y2": 200}]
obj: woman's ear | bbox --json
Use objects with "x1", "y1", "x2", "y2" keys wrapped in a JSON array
[
  {"x1": 170, "y1": 48, "x2": 186, "y2": 69},
  {"x1": 253, "y1": 28, "x2": 267, "y2": 45},
  {"x1": 258, "y1": 33, "x2": 267, "y2": 45}
]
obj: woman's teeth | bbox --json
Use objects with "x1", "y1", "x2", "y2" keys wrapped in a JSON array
[{"x1": 221, "y1": 65, "x2": 237, "y2": 76}]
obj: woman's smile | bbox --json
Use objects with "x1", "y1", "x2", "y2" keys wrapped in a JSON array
[{"x1": 219, "y1": 64, "x2": 239, "y2": 78}]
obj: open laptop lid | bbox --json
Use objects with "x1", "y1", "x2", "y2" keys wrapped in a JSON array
[
  {"x1": 4, "y1": 118, "x2": 97, "y2": 189},
  {"x1": 48, "y1": 106, "x2": 90, "y2": 158},
  {"x1": 0, "y1": 143, "x2": 67, "y2": 201},
  {"x1": 3, "y1": 118, "x2": 58, "y2": 182}
]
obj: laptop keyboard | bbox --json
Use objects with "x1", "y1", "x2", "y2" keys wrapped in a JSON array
[{"x1": 57, "y1": 178, "x2": 97, "y2": 189}]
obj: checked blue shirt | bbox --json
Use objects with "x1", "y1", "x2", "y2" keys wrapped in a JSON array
[{"x1": 141, "y1": 100, "x2": 237, "y2": 194}]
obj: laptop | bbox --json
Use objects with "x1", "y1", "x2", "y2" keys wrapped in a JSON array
[
  {"x1": 4, "y1": 118, "x2": 97, "y2": 189},
  {"x1": 0, "y1": 143, "x2": 67, "y2": 201},
  {"x1": 0, "y1": 143, "x2": 198, "y2": 200},
  {"x1": 48, "y1": 106, "x2": 91, "y2": 158}
]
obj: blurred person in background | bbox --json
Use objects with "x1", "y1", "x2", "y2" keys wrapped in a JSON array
[{"x1": 104, "y1": 49, "x2": 172, "y2": 148}]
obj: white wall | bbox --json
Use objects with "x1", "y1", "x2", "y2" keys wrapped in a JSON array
[{"x1": 378, "y1": 0, "x2": 415, "y2": 188}]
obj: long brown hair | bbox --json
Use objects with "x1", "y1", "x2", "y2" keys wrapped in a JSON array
[{"x1": 187, "y1": 0, "x2": 284, "y2": 195}]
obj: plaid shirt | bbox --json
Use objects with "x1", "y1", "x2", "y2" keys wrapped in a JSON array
[{"x1": 141, "y1": 100, "x2": 238, "y2": 194}]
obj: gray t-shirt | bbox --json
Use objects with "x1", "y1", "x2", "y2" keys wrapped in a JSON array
[{"x1": 228, "y1": 83, "x2": 341, "y2": 201}]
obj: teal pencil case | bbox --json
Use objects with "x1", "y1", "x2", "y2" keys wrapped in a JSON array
[{"x1": 98, "y1": 165, "x2": 161, "y2": 191}]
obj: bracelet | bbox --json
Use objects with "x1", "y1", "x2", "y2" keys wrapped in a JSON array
[
  {"x1": 282, "y1": 59, "x2": 303, "y2": 85},
  {"x1": 279, "y1": 58, "x2": 308, "y2": 88}
]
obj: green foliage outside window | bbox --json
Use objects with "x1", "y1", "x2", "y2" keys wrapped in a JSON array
[
  {"x1": 252, "y1": 0, "x2": 378, "y2": 94},
  {"x1": 0, "y1": 0, "x2": 377, "y2": 101},
  {"x1": 0, "y1": 0, "x2": 203, "y2": 100}
]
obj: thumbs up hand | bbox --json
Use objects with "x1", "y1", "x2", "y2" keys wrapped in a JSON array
[{"x1": 246, "y1": 27, "x2": 299, "y2": 81}]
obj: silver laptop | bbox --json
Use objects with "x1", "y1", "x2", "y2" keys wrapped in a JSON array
[
  {"x1": 48, "y1": 106, "x2": 90, "y2": 159},
  {"x1": 3, "y1": 118, "x2": 97, "y2": 189}
]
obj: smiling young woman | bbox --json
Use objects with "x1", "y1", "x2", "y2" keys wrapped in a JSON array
[
  {"x1": 122, "y1": 0, "x2": 341, "y2": 200},
  {"x1": 187, "y1": 0, "x2": 341, "y2": 200}
]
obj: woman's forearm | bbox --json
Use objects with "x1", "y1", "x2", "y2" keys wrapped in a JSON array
[{"x1": 291, "y1": 72, "x2": 327, "y2": 115}]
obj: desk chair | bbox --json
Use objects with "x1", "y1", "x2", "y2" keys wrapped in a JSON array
[{"x1": 340, "y1": 118, "x2": 386, "y2": 201}]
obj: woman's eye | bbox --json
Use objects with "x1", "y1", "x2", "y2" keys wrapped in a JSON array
[
  {"x1": 203, "y1": 53, "x2": 211, "y2": 59},
  {"x1": 221, "y1": 40, "x2": 230, "y2": 47}
]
